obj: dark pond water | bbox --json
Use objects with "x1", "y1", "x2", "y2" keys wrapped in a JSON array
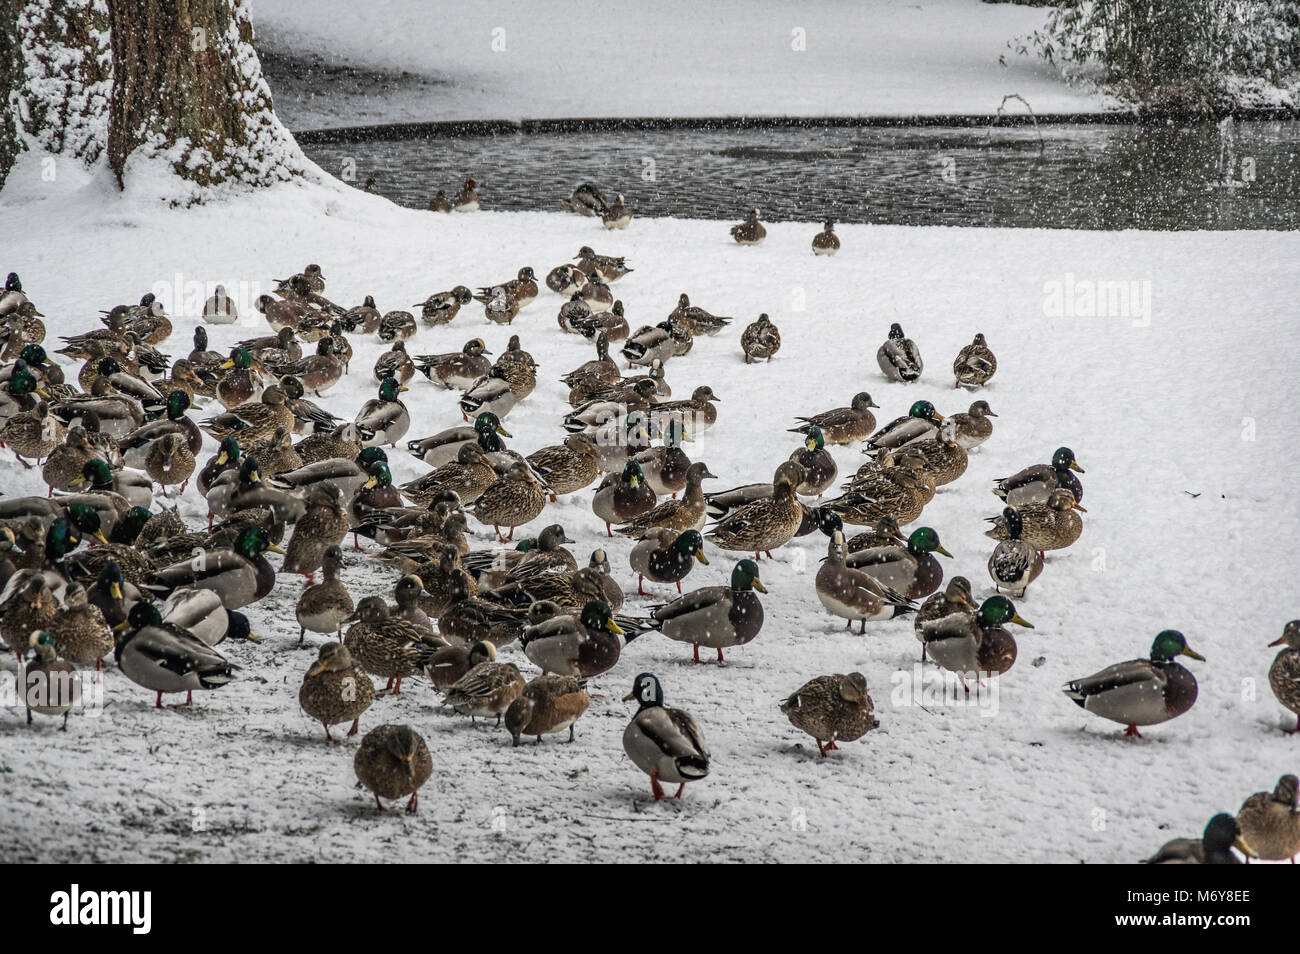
[{"x1": 300, "y1": 121, "x2": 1300, "y2": 230}]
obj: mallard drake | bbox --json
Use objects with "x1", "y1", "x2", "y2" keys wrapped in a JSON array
[
  {"x1": 1268, "y1": 620, "x2": 1300, "y2": 733},
  {"x1": 953, "y1": 333, "x2": 997, "y2": 389},
  {"x1": 414, "y1": 338, "x2": 491, "y2": 390},
  {"x1": 651, "y1": 385, "x2": 719, "y2": 440},
  {"x1": 47, "y1": 582, "x2": 113, "y2": 668},
  {"x1": 201, "y1": 384, "x2": 293, "y2": 445},
  {"x1": 526, "y1": 434, "x2": 600, "y2": 501},
  {"x1": 298, "y1": 642, "x2": 375, "y2": 742},
  {"x1": 1236, "y1": 774, "x2": 1300, "y2": 861},
  {"x1": 19, "y1": 631, "x2": 80, "y2": 729},
  {"x1": 741, "y1": 313, "x2": 781, "y2": 363},
  {"x1": 730, "y1": 208, "x2": 766, "y2": 245},
  {"x1": 295, "y1": 546, "x2": 354, "y2": 646},
  {"x1": 790, "y1": 392, "x2": 877, "y2": 445},
  {"x1": 348, "y1": 461, "x2": 403, "y2": 543},
  {"x1": 629, "y1": 528, "x2": 708, "y2": 595},
  {"x1": 453, "y1": 177, "x2": 480, "y2": 212},
  {"x1": 0, "y1": 272, "x2": 28, "y2": 316},
  {"x1": 445, "y1": 649, "x2": 526, "y2": 724},
  {"x1": 415, "y1": 286, "x2": 474, "y2": 326},
  {"x1": 116, "y1": 601, "x2": 236, "y2": 708},
  {"x1": 592, "y1": 460, "x2": 657, "y2": 537},
  {"x1": 469, "y1": 460, "x2": 546, "y2": 543},
  {"x1": 144, "y1": 525, "x2": 283, "y2": 610},
  {"x1": 988, "y1": 508, "x2": 1044, "y2": 598},
  {"x1": 214, "y1": 347, "x2": 264, "y2": 410},
  {"x1": 811, "y1": 220, "x2": 840, "y2": 256},
  {"x1": 406, "y1": 411, "x2": 510, "y2": 467},
  {"x1": 906, "y1": 418, "x2": 968, "y2": 486},
  {"x1": 789, "y1": 426, "x2": 836, "y2": 495},
  {"x1": 845, "y1": 526, "x2": 952, "y2": 600},
  {"x1": 877, "y1": 323, "x2": 923, "y2": 382},
  {"x1": 69, "y1": 457, "x2": 153, "y2": 510},
  {"x1": 1144, "y1": 814, "x2": 1250, "y2": 864},
  {"x1": 1, "y1": 399, "x2": 64, "y2": 468},
  {"x1": 0, "y1": 358, "x2": 48, "y2": 421},
  {"x1": 985, "y1": 488, "x2": 1084, "y2": 551},
  {"x1": 912, "y1": 576, "x2": 977, "y2": 660},
  {"x1": 667, "y1": 294, "x2": 733, "y2": 336},
  {"x1": 622, "y1": 321, "x2": 691, "y2": 369},
  {"x1": 782, "y1": 672, "x2": 879, "y2": 757},
  {"x1": 816, "y1": 531, "x2": 915, "y2": 631},
  {"x1": 355, "y1": 377, "x2": 410, "y2": 449},
  {"x1": 343, "y1": 596, "x2": 443, "y2": 695},
  {"x1": 354, "y1": 724, "x2": 434, "y2": 813},
  {"x1": 622, "y1": 672, "x2": 709, "y2": 800},
  {"x1": 706, "y1": 462, "x2": 806, "y2": 558},
  {"x1": 1063, "y1": 630, "x2": 1204, "y2": 737},
  {"x1": 920, "y1": 595, "x2": 1031, "y2": 684},
  {"x1": 948, "y1": 400, "x2": 997, "y2": 450},
  {"x1": 519, "y1": 599, "x2": 631, "y2": 681},
  {"x1": 505, "y1": 674, "x2": 592, "y2": 745},
  {"x1": 649, "y1": 559, "x2": 765, "y2": 663},
  {"x1": 602, "y1": 194, "x2": 632, "y2": 229},
  {"x1": 283, "y1": 484, "x2": 349, "y2": 580},
  {"x1": 993, "y1": 446, "x2": 1084, "y2": 507}
]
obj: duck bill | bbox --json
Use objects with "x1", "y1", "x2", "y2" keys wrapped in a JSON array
[
  {"x1": 266, "y1": 542, "x2": 287, "y2": 555},
  {"x1": 306, "y1": 660, "x2": 327, "y2": 677},
  {"x1": 496, "y1": 424, "x2": 512, "y2": 437},
  {"x1": 244, "y1": 632, "x2": 262, "y2": 644},
  {"x1": 621, "y1": 690, "x2": 636, "y2": 702},
  {"x1": 1234, "y1": 835, "x2": 1257, "y2": 858},
  {"x1": 1072, "y1": 503, "x2": 1088, "y2": 513},
  {"x1": 1269, "y1": 637, "x2": 1287, "y2": 646},
  {"x1": 109, "y1": 582, "x2": 123, "y2": 600},
  {"x1": 751, "y1": 578, "x2": 768, "y2": 594},
  {"x1": 1181, "y1": 646, "x2": 1205, "y2": 661},
  {"x1": 1069, "y1": 461, "x2": 1085, "y2": 473},
  {"x1": 94, "y1": 530, "x2": 110, "y2": 545},
  {"x1": 694, "y1": 550, "x2": 710, "y2": 565},
  {"x1": 605, "y1": 619, "x2": 625, "y2": 636},
  {"x1": 220, "y1": 359, "x2": 235, "y2": 370},
  {"x1": 1011, "y1": 614, "x2": 1034, "y2": 629},
  {"x1": 935, "y1": 544, "x2": 954, "y2": 558}
]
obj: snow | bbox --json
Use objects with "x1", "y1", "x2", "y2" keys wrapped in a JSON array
[
  {"x1": 1, "y1": 168, "x2": 1297, "y2": 862},
  {"x1": 251, "y1": 0, "x2": 1114, "y2": 130}
]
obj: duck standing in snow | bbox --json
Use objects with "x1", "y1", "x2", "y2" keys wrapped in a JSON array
[
  {"x1": 1062, "y1": 630, "x2": 1203, "y2": 737},
  {"x1": 780, "y1": 673, "x2": 878, "y2": 757},
  {"x1": 1268, "y1": 619, "x2": 1300, "y2": 733},
  {"x1": 811, "y1": 220, "x2": 840, "y2": 255},
  {"x1": 730, "y1": 208, "x2": 766, "y2": 245},
  {"x1": 622, "y1": 673, "x2": 709, "y2": 800},
  {"x1": 877, "y1": 322, "x2": 923, "y2": 382},
  {"x1": 952, "y1": 333, "x2": 997, "y2": 389}
]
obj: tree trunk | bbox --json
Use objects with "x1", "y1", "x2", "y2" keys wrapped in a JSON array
[{"x1": 106, "y1": 0, "x2": 306, "y2": 198}]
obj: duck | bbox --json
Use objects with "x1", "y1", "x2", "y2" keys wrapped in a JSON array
[
  {"x1": 19, "y1": 632, "x2": 81, "y2": 729},
  {"x1": 876, "y1": 322, "x2": 923, "y2": 382},
  {"x1": 575, "y1": 247, "x2": 633, "y2": 282},
  {"x1": 460, "y1": 367, "x2": 522, "y2": 421},
  {"x1": 651, "y1": 385, "x2": 719, "y2": 439},
  {"x1": 201, "y1": 384, "x2": 294, "y2": 446},
  {"x1": 631, "y1": 418, "x2": 691, "y2": 497},
  {"x1": 629, "y1": 528, "x2": 709, "y2": 595},
  {"x1": 988, "y1": 507, "x2": 1044, "y2": 598},
  {"x1": 948, "y1": 400, "x2": 997, "y2": 450},
  {"x1": 816, "y1": 531, "x2": 915, "y2": 631},
  {"x1": 564, "y1": 378, "x2": 659, "y2": 434},
  {"x1": 406, "y1": 411, "x2": 511, "y2": 467},
  {"x1": 343, "y1": 596, "x2": 443, "y2": 695},
  {"x1": 985, "y1": 488, "x2": 1084, "y2": 551},
  {"x1": 788, "y1": 426, "x2": 837, "y2": 495},
  {"x1": 116, "y1": 601, "x2": 236, "y2": 708},
  {"x1": 592, "y1": 460, "x2": 657, "y2": 537},
  {"x1": 667, "y1": 294, "x2": 733, "y2": 336},
  {"x1": 437, "y1": 569, "x2": 530, "y2": 649},
  {"x1": 953, "y1": 333, "x2": 997, "y2": 389},
  {"x1": 1063, "y1": 630, "x2": 1204, "y2": 737},
  {"x1": 158, "y1": 587, "x2": 250, "y2": 648},
  {"x1": 845, "y1": 513, "x2": 907, "y2": 552},
  {"x1": 740, "y1": 313, "x2": 781, "y2": 363},
  {"x1": 477, "y1": 267, "x2": 538, "y2": 310},
  {"x1": 615, "y1": 461, "x2": 715, "y2": 538},
  {"x1": 215, "y1": 347, "x2": 265, "y2": 410},
  {"x1": 214, "y1": 454, "x2": 305, "y2": 525},
  {"x1": 993, "y1": 446, "x2": 1084, "y2": 507},
  {"x1": 519, "y1": 599, "x2": 631, "y2": 682},
  {"x1": 244, "y1": 425, "x2": 301, "y2": 478},
  {"x1": 453, "y1": 177, "x2": 480, "y2": 212},
  {"x1": 41, "y1": 426, "x2": 98, "y2": 493},
  {"x1": 1, "y1": 359, "x2": 49, "y2": 420},
  {"x1": 201, "y1": 285, "x2": 239, "y2": 324},
  {"x1": 790, "y1": 392, "x2": 877, "y2": 445},
  {"x1": 273, "y1": 337, "x2": 344, "y2": 395},
  {"x1": 781, "y1": 672, "x2": 879, "y2": 757},
  {"x1": 1144, "y1": 814, "x2": 1250, "y2": 864},
  {"x1": 587, "y1": 547, "x2": 625, "y2": 611},
  {"x1": 0, "y1": 272, "x2": 28, "y2": 316},
  {"x1": 415, "y1": 286, "x2": 473, "y2": 326},
  {"x1": 571, "y1": 299, "x2": 631, "y2": 343},
  {"x1": 353, "y1": 724, "x2": 434, "y2": 813},
  {"x1": 470, "y1": 461, "x2": 546, "y2": 543},
  {"x1": 1, "y1": 399, "x2": 64, "y2": 468},
  {"x1": 355, "y1": 377, "x2": 410, "y2": 449},
  {"x1": 144, "y1": 525, "x2": 283, "y2": 610},
  {"x1": 524, "y1": 434, "x2": 600, "y2": 502},
  {"x1": 295, "y1": 545, "x2": 354, "y2": 646},
  {"x1": 845, "y1": 526, "x2": 952, "y2": 600},
  {"x1": 562, "y1": 332, "x2": 620, "y2": 387},
  {"x1": 283, "y1": 484, "x2": 349, "y2": 581},
  {"x1": 401, "y1": 443, "x2": 497, "y2": 507},
  {"x1": 649, "y1": 559, "x2": 765, "y2": 663},
  {"x1": 547, "y1": 264, "x2": 587, "y2": 296},
  {"x1": 1235, "y1": 774, "x2": 1300, "y2": 861},
  {"x1": 906, "y1": 418, "x2": 968, "y2": 486},
  {"x1": 730, "y1": 208, "x2": 766, "y2": 245},
  {"x1": 427, "y1": 190, "x2": 453, "y2": 213},
  {"x1": 602, "y1": 194, "x2": 633, "y2": 229},
  {"x1": 622, "y1": 673, "x2": 709, "y2": 800},
  {"x1": 425, "y1": 639, "x2": 495, "y2": 693},
  {"x1": 505, "y1": 674, "x2": 592, "y2": 745},
  {"x1": 445, "y1": 647, "x2": 526, "y2": 724},
  {"x1": 912, "y1": 576, "x2": 978, "y2": 661},
  {"x1": 348, "y1": 461, "x2": 404, "y2": 543},
  {"x1": 565, "y1": 183, "x2": 609, "y2": 216},
  {"x1": 1268, "y1": 620, "x2": 1300, "y2": 733},
  {"x1": 1, "y1": 576, "x2": 57, "y2": 658},
  {"x1": 705, "y1": 462, "x2": 805, "y2": 559},
  {"x1": 414, "y1": 338, "x2": 491, "y2": 389},
  {"x1": 299, "y1": 642, "x2": 375, "y2": 742},
  {"x1": 70, "y1": 457, "x2": 153, "y2": 510},
  {"x1": 811, "y1": 220, "x2": 840, "y2": 256},
  {"x1": 47, "y1": 582, "x2": 113, "y2": 669},
  {"x1": 377, "y1": 310, "x2": 417, "y2": 343},
  {"x1": 920, "y1": 595, "x2": 1032, "y2": 685},
  {"x1": 622, "y1": 321, "x2": 691, "y2": 369}
]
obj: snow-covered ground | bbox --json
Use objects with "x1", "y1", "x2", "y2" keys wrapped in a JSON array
[
  {"x1": 253, "y1": 0, "x2": 1113, "y2": 129},
  {"x1": 1, "y1": 161, "x2": 1297, "y2": 862}
]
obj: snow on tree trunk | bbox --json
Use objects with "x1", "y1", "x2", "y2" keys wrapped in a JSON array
[
  {"x1": 105, "y1": 0, "x2": 311, "y2": 202},
  {"x1": 0, "y1": 0, "x2": 112, "y2": 189}
]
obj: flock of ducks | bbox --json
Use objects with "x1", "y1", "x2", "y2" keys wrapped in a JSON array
[{"x1": 1, "y1": 200, "x2": 1296, "y2": 857}]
